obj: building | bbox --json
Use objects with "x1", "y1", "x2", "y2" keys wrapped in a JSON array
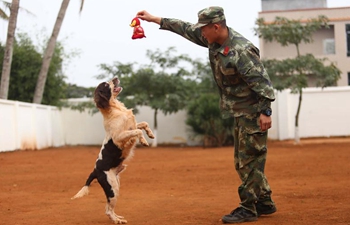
[
  {"x1": 259, "y1": 0, "x2": 350, "y2": 86},
  {"x1": 262, "y1": 0, "x2": 327, "y2": 11}
]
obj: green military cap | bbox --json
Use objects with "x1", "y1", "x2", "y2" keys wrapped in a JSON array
[{"x1": 192, "y1": 6, "x2": 226, "y2": 29}]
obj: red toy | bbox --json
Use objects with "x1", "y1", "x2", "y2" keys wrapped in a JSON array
[{"x1": 130, "y1": 17, "x2": 146, "y2": 39}]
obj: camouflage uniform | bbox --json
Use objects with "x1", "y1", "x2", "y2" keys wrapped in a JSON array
[{"x1": 159, "y1": 6, "x2": 276, "y2": 215}]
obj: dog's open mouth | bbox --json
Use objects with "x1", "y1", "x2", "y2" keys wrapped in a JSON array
[
  {"x1": 111, "y1": 77, "x2": 123, "y2": 94},
  {"x1": 114, "y1": 86, "x2": 122, "y2": 93}
]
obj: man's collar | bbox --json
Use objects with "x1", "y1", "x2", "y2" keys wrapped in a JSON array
[{"x1": 211, "y1": 28, "x2": 234, "y2": 56}]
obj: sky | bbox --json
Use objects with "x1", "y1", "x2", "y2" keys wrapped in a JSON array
[{"x1": 0, "y1": 0, "x2": 349, "y2": 87}]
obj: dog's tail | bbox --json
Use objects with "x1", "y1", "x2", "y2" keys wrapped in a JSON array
[{"x1": 71, "y1": 169, "x2": 97, "y2": 200}]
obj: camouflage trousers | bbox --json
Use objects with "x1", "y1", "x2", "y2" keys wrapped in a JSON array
[{"x1": 233, "y1": 114, "x2": 274, "y2": 214}]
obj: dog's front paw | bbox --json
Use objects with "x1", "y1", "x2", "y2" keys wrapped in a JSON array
[
  {"x1": 139, "y1": 137, "x2": 149, "y2": 146},
  {"x1": 145, "y1": 129, "x2": 155, "y2": 139},
  {"x1": 148, "y1": 132, "x2": 155, "y2": 139},
  {"x1": 141, "y1": 141, "x2": 149, "y2": 147}
]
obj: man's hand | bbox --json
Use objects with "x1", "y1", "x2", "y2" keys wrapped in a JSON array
[
  {"x1": 136, "y1": 10, "x2": 161, "y2": 25},
  {"x1": 259, "y1": 114, "x2": 272, "y2": 131}
]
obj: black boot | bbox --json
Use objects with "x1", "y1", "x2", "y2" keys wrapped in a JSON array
[
  {"x1": 222, "y1": 207, "x2": 257, "y2": 224},
  {"x1": 256, "y1": 202, "x2": 277, "y2": 217}
]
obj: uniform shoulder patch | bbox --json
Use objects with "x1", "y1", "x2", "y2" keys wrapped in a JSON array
[{"x1": 223, "y1": 46, "x2": 230, "y2": 56}]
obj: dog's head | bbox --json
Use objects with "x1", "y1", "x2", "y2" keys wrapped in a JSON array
[{"x1": 94, "y1": 77, "x2": 123, "y2": 109}]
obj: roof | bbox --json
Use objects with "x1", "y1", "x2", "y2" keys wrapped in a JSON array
[{"x1": 259, "y1": 6, "x2": 350, "y2": 14}]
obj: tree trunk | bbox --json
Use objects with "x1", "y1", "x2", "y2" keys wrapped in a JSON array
[
  {"x1": 294, "y1": 44, "x2": 302, "y2": 145},
  {"x1": 33, "y1": 0, "x2": 70, "y2": 104},
  {"x1": 0, "y1": 0, "x2": 20, "y2": 99},
  {"x1": 151, "y1": 108, "x2": 158, "y2": 147},
  {"x1": 294, "y1": 88, "x2": 302, "y2": 144}
]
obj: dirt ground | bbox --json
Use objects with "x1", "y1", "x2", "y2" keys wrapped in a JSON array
[{"x1": 1, "y1": 138, "x2": 350, "y2": 225}]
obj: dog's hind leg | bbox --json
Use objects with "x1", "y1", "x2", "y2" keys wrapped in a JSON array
[
  {"x1": 71, "y1": 169, "x2": 97, "y2": 199},
  {"x1": 137, "y1": 122, "x2": 155, "y2": 139},
  {"x1": 105, "y1": 198, "x2": 126, "y2": 224},
  {"x1": 99, "y1": 170, "x2": 127, "y2": 224},
  {"x1": 85, "y1": 169, "x2": 98, "y2": 186}
]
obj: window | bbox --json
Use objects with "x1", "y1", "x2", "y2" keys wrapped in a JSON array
[
  {"x1": 348, "y1": 72, "x2": 350, "y2": 86},
  {"x1": 347, "y1": 24, "x2": 350, "y2": 57},
  {"x1": 323, "y1": 39, "x2": 335, "y2": 55}
]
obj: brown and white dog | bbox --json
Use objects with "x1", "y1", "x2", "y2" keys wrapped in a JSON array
[{"x1": 71, "y1": 77, "x2": 154, "y2": 224}]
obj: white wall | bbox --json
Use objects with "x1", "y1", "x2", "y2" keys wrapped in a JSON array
[
  {"x1": 1, "y1": 86, "x2": 350, "y2": 152},
  {"x1": 269, "y1": 86, "x2": 350, "y2": 140},
  {"x1": 60, "y1": 107, "x2": 104, "y2": 146},
  {"x1": 59, "y1": 106, "x2": 190, "y2": 147},
  {"x1": 0, "y1": 99, "x2": 65, "y2": 152}
]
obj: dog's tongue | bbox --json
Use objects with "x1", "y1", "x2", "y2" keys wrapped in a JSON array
[{"x1": 114, "y1": 86, "x2": 122, "y2": 92}]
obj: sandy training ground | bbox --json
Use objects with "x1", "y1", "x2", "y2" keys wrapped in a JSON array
[{"x1": 1, "y1": 138, "x2": 350, "y2": 225}]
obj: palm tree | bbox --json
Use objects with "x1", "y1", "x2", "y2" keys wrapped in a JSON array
[
  {"x1": 33, "y1": 0, "x2": 85, "y2": 104},
  {"x1": 0, "y1": 0, "x2": 10, "y2": 20},
  {"x1": 0, "y1": 0, "x2": 19, "y2": 99}
]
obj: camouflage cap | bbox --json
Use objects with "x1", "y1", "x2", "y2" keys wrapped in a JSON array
[{"x1": 192, "y1": 6, "x2": 225, "y2": 29}]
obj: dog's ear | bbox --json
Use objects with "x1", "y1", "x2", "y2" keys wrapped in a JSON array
[
  {"x1": 94, "y1": 82, "x2": 112, "y2": 109},
  {"x1": 95, "y1": 92, "x2": 110, "y2": 109}
]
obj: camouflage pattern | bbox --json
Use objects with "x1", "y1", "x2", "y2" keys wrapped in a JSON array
[
  {"x1": 160, "y1": 18, "x2": 275, "y2": 118},
  {"x1": 233, "y1": 115, "x2": 274, "y2": 214},
  {"x1": 192, "y1": 6, "x2": 226, "y2": 29},
  {"x1": 160, "y1": 17, "x2": 276, "y2": 214}
]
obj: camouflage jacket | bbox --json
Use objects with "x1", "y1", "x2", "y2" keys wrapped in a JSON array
[{"x1": 160, "y1": 18, "x2": 275, "y2": 118}]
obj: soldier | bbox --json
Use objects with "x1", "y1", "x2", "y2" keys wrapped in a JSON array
[{"x1": 136, "y1": 6, "x2": 277, "y2": 224}]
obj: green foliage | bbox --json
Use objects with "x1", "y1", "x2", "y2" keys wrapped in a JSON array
[
  {"x1": 123, "y1": 67, "x2": 190, "y2": 115},
  {"x1": 263, "y1": 54, "x2": 341, "y2": 92},
  {"x1": 0, "y1": 0, "x2": 10, "y2": 20},
  {"x1": 0, "y1": 0, "x2": 34, "y2": 21},
  {"x1": 60, "y1": 99, "x2": 97, "y2": 114},
  {"x1": 59, "y1": 83, "x2": 96, "y2": 114},
  {"x1": 254, "y1": 15, "x2": 340, "y2": 91},
  {"x1": 0, "y1": 33, "x2": 67, "y2": 105},
  {"x1": 96, "y1": 62, "x2": 134, "y2": 81},
  {"x1": 254, "y1": 16, "x2": 329, "y2": 50},
  {"x1": 65, "y1": 84, "x2": 94, "y2": 98},
  {"x1": 185, "y1": 59, "x2": 233, "y2": 147},
  {"x1": 146, "y1": 46, "x2": 192, "y2": 73},
  {"x1": 186, "y1": 93, "x2": 233, "y2": 147},
  {"x1": 189, "y1": 58, "x2": 217, "y2": 95}
]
